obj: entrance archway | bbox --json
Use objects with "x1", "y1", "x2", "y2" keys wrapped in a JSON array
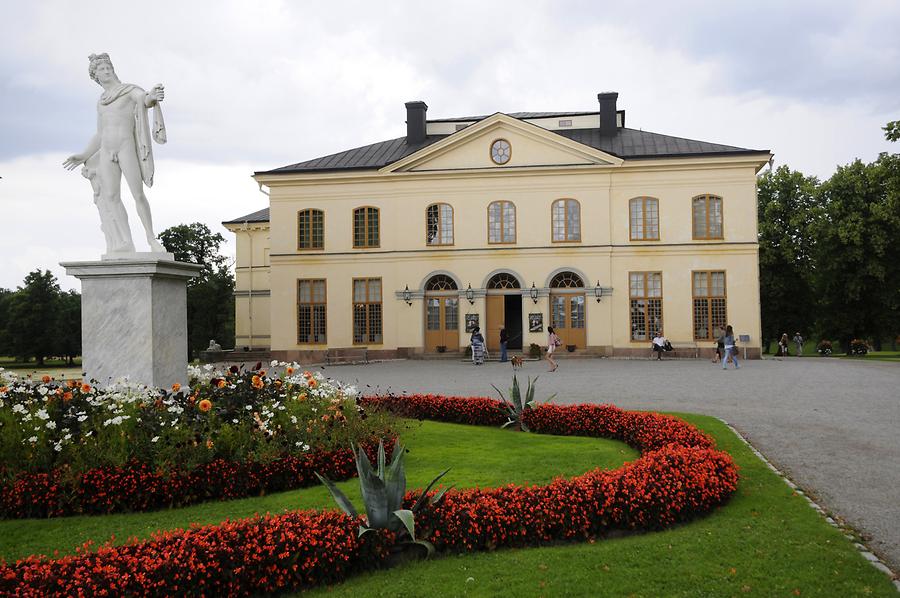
[
  {"x1": 484, "y1": 272, "x2": 523, "y2": 352},
  {"x1": 424, "y1": 274, "x2": 459, "y2": 352},
  {"x1": 549, "y1": 271, "x2": 586, "y2": 348}
]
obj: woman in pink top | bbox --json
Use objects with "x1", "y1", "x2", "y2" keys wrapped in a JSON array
[{"x1": 546, "y1": 326, "x2": 560, "y2": 372}]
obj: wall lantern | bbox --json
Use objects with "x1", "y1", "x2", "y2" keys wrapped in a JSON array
[
  {"x1": 529, "y1": 283, "x2": 539, "y2": 304},
  {"x1": 465, "y1": 283, "x2": 475, "y2": 305},
  {"x1": 403, "y1": 285, "x2": 412, "y2": 306},
  {"x1": 594, "y1": 281, "x2": 603, "y2": 303}
]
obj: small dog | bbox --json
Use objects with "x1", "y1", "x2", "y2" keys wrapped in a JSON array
[{"x1": 510, "y1": 355, "x2": 524, "y2": 370}]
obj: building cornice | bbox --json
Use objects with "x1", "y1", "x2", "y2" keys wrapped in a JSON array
[{"x1": 254, "y1": 153, "x2": 771, "y2": 188}]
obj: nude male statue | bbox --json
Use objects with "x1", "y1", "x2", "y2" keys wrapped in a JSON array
[{"x1": 63, "y1": 53, "x2": 168, "y2": 254}]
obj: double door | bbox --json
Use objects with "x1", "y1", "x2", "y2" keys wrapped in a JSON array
[
  {"x1": 550, "y1": 293, "x2": 586, "y2": 348},
  {"x1": 425, "y1": 296, "x2": 459, "y2": 351},
  {"x1": 486, "y1": 295, "x2": 523, "y2": 352}
]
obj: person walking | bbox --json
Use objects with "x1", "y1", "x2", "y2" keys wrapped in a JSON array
[
  {"x1": 713, "y1": 331, "x2": 725, "y2": 363},
  {"x1": 546, "y1": 326, "x2": 561, "y2": 372},
  {"x1": 777, "y1": 333, "x2": 789, "y2": 357},
  {"x1": 793, "y1": 332, "x2": 804, "y2": 357},
  {"x1": 722, "y1": 324, "x2": 740, "y2": 369},
  {"x1": 499, "y1": 326, "x2": 508, "y2": 363},
  {"x1": 471, "y1": 327, "x2": 486, "y2": 365}
]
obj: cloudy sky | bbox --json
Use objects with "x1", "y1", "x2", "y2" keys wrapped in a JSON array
[{"x1": 1, "y1": 0, "x2": 898, "y2": 290}]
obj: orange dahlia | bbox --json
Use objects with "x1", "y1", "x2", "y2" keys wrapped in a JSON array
[{"x1": 199, "y1": 399, "x2": 213, "y2": 412}]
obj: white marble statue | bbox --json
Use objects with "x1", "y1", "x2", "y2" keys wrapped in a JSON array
[{"x1": 63, "y1": 53, "x2": 168, "y2": 255}]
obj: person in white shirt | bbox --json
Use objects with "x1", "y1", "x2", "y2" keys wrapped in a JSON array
[{"x1": 651, "y1": 332, "x2": 667, "y2": 360}]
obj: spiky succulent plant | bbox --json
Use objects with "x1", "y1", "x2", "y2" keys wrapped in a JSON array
[
  {"x1": 315, "y1": 438, "x2": 451, "y2": 554},
  {"x1": 492, "y1": 374, "x2": 556, "y2": 431}
]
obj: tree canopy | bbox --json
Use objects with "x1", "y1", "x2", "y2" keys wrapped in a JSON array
[{"x1": 158, "y1": 223, "x2": 235, "y2": 359}]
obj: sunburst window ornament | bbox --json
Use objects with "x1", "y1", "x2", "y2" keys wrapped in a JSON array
[{"x1": 490, "y1": 139, "x2": 511, "y2": 165}]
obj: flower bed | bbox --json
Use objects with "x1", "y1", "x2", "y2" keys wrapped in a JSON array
[
  {"x1": 1, "y1": 394, "x2": 738, "y2": 596},
  {"x1": 0, "y1": 364, "x2": 395, "y2": 517}
]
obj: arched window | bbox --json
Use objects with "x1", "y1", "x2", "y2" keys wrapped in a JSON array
[
  {"x1": 297, "y1": 209, "x2": 324, "y2": 250},
  {"x1": 488, "y1": 201, "x2": 516, "y2": 243},
  {"x1": 425, "y1": 274, "x2": 458, "y2": 291},
  {"x1": 629, "y1": 197, "x2": 659, "y2": 241},
  {"x1": 549, "y1": 271, "x2": 584, "y2": 288},
  {"x1": 353, "y1": 206, "x2": 380, "y2": 248},
  {"x1": 552, "y1": 199, "x2": 581, "y2": 242},
  {"x1": 692, "y1": 194, "x2": 723, "y2": 240},
  {"x1": 426, "y1": 203, "x2": 454, "y2": 245},
  {"x1": 486, "y1": 273, "x2": 521, "y2": 289}
]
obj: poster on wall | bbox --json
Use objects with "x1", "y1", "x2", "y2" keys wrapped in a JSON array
[
  {"x1": 528, "y1": 312, "x2": 543, "y2": 332},
  {"x1": 465, "y1": 313, "x2": 479, "y2": 333}
]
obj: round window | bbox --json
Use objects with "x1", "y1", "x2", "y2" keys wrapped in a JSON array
[{"x1": 490, "y1": 139, "x2": 511, "y2": 165}]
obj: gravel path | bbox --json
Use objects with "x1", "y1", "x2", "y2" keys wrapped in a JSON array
[{"x1": 314, "y1": 356, "x2": 900, "y2": 570}]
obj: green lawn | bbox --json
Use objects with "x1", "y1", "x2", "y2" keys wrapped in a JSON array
[
  {"x1": 2, "y1": 416, "x2": 895, "y2": 596},
  {"x1": 763, "y1": 342, "x2": 900, "y2": 362},
  {"x1": 0, "y1": 357, "x2": 82, "y2": 380},
  {"x1": 0, "y1": 419, "x2": 637, "y2": 561}
]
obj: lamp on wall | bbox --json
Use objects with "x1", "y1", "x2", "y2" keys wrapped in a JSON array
[
  {"x1": 594, "y1": 281, "x2": 603, "y2": 303},
  {"x1": 530, "y1": 283, "x2": 539, "y2": 304},
  {"x1": 465, "y1": 283, "x2": 475, "y2": 305},
  {"x1": 403, "y1": 285, "x2": 412, "y2": 306}
]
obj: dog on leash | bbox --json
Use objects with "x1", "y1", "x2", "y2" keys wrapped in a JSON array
[{"x1": 510, "y1": 355, "x2": 524, "y2": 370}]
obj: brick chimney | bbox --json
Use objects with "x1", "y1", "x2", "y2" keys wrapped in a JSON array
[
  {"x1": 405, "y1": 101, "x2": 428, "y2": 144},
  {"x1": 597, "y1": 92, "x2": 618, "y2": 136}
]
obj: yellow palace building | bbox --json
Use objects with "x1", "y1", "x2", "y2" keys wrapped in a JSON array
[{"x1": 224, "y1": 93, "x2": 771, "y2": 361}]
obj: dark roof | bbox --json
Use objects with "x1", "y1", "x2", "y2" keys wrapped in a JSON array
[
  {"x1": 430, "y1": 110, "x2": 600, "y2": 123},
  {"x1": 222, "y1": 207, "x2": 270, "y2": 224},
  {"x1": 257, "y1": 117, "x2": 767, "y2": 175}
]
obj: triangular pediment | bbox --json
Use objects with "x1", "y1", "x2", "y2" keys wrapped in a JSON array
[{"x1": 381, "y1": 113, "x2": 623, "y2": 173}]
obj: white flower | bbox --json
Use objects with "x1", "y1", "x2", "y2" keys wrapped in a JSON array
[
  {"x1": 53, "y1": 442, "x2": 63, "y2": 452},
  {"x1": 232, "y1": 419, "x2": 239, "y2": 424},
  {"x1": 270, "y1": 360, "x2": 279, "y2": 367},
  {"x1": 290, "y1": 416, "x2": 298, "y2": 425},
  {"x1": 85, "y1": 430, "x2": 93, "y2": 437},
  {"x1": 46, "y1": 421, "x2": 57, "y2": 430},
  {"x1": 77, "y1": 415, "x2": 88, "y2": 423},
  {"x1": 35, "y1": 409, "x2": 49, "y2": 420},
  {"x1": 151, "y1": 436, "x2": 160, "y2": 443},
  {"x1": 27, "y1": 436, "x2": 37, "y2": 443},
  {"x1": 12, "y1": 403, "x2": 25, "y2": 414},
  {"x1": 245, "y1": 405, "x2": 252, "y2": 410}
]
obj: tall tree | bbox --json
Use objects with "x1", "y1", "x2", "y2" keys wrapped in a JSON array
[
  {"x1": 0, "y1": 288, "x2": 13, "y2": 357},
  {"x1": 812, "y1": 154, "x2": 900, "y2": 350},
  {"x1": 158, "y1": 223, "x2": 235, "y2": 359},
  {"x1": 55, "y1": 290, "x2": 82, "y2": 365},
  {"x1": 8, "y1": 270, "x2": 61, "y2": 365},
  {"x1": 757, "y1": 166, "x2": 819, "y2": 350}
]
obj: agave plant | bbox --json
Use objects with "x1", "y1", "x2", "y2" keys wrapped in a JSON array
[
  {"x1": 315, "y1": 438, "x2": 451, "y2": 555},
  {"x1": 492, "y1": 374, "x2": 556, "y2": 432}
]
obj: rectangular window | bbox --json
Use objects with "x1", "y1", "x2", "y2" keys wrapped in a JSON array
[
  {"x1": 297, "y1": 209, "x2": 324, "y2": 249},
  {"x1": 552, "y1": 199, "x2": 580, "y2": 242},
  {"x1": 353, "y1": 278, "x2": 382, "y2": 344},
  {"x1": 692, "y1": 271, "x2": 727, "y2": 340},
  {"x1": 297, "y1": 279, "x2": 326, "y2": 344},
  {"x1": 488, "y1": 201, "x2": 516, "y2": 243},
  {"x1": 353, "y1": 207, "x2": 380, "y2": 248},
  {"x1": 692, "y1": 195, "x2": 723, "y2": 240},
  {"x1": 629, "y1": 272, "x2": 663, "y2": 341},
  {"x1": 426, "y1": 204, "x2": 454, "y2": 245},
  {"x1": 558, "y1": 119, "x2": 572, "y2": 127},
  {"x1": 629, "y1": 198, "x2": 659, "y2": 241}
]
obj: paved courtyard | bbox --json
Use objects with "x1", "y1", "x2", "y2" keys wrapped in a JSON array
[{"x1": 315, "y1": 356, "x2": 900, "y2": 570}]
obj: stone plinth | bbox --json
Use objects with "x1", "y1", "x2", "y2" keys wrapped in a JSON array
[{"x1": 61, "y1": 257, "x2": 203, "y2": 388}]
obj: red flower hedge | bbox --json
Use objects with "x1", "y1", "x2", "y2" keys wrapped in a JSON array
[
  {"x1": 1, "y1": 442, "x2": 394, "y2": 519},
  {"x1": 1, "y1": 395, "x2": 738, "y2": 596}
]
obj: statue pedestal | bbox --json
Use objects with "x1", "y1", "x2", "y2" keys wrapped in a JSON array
[{"x1": 61, "y1": 258, "x2": 203, "y2": 389}]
